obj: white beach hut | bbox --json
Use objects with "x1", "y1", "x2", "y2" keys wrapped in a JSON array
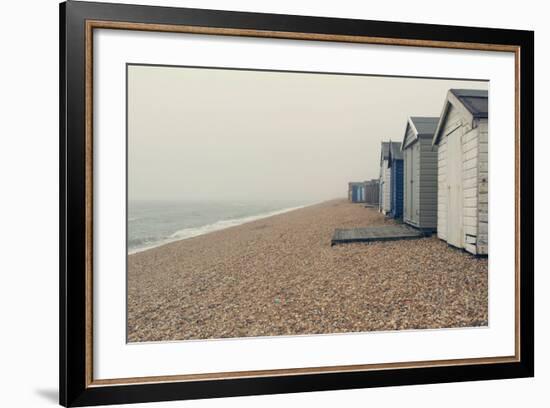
[
  {"x1": 432, "y1": 89, "x2": 488, "y2": 255},
  {"x1": 378, "y1": 142, "x2": 391, "y2": 214}
]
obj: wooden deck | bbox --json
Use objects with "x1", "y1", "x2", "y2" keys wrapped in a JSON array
[{"x1": 331, "y1": 224, "x2": 425, "y2": 246}]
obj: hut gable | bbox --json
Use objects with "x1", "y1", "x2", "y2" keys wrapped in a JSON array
[
  {"x1": 402, "y1": 117, "x2": 439, "y2": 149},
  {"x1": 433, "y1": 89, "x2": 489, "y2": 146},
  {"x1": 433, "y1": 89, "x2": 488, "y2": 255},
  {"x1": 402, "y1": 122, "x2": 417, "y2": 150}
]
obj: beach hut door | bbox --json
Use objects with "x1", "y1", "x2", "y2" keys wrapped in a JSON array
[{"x1": 446, "y1": 130, "x2": 464, "y2": 248}]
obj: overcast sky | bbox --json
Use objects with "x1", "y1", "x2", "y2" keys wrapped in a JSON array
[{"x1": 128, "y1": 65, "x2": 488, "y2": 202}]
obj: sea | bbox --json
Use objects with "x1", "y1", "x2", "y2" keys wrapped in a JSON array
[{"x1": 128, "y1": 200, "x2": 314, "y2": 254}]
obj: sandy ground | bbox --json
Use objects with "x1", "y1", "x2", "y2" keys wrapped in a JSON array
[{"x1": 127, "y1": 199, "x2": 488, "y2": 342}]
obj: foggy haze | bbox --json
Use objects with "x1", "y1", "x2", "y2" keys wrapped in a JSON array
[{"x1": 128, "y1": 65, "x2": 488, "y2": 202}]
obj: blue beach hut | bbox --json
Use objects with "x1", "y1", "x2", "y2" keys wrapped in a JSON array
[
  {"x1": 348, "y1": 182, "x2": 366, "y2": 203},
  {"x1": 388, "y1": 142, "x2": 404, "y2": 219}
]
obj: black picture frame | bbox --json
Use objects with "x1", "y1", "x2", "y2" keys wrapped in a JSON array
[{"x1": 60, "y1": 1, "x2": 534, "y2": 406}]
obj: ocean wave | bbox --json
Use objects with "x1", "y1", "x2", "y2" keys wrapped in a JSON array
[{"x1": 128, "y1": 204, "x2": 311, "y2": 255}]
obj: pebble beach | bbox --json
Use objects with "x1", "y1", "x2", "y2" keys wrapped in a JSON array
[{"x1": 127, "y1": 199, "x2": 488, "y2": 342}]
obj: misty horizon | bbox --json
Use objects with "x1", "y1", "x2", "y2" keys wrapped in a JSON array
[{"x1": 128, "y1": 65, "x2": 488, "y2": 202}]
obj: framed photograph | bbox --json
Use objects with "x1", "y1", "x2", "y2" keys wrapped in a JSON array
[{"x1": 60, "y1": 1, "x2": 534, "y2": 406}]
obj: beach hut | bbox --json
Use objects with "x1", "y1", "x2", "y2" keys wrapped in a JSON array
[
  {"x1": 388, "y1": 142, "x2": 404, "y2": 219},
  {"x1": 364, "y1": 179, "x2": 380, "y2": 206},
  {"x1": 379, "y1": 142, "x2": 391, "y2": 214},
  {"x1": 432, "y1": 89, "x2": 488, "y2": 255},
  {"x1": 348, "y1": 182, "x2": 366, "y2": 203},
  {"x1": 401, "y1": 116, "x2": 439, "y2": 231}
]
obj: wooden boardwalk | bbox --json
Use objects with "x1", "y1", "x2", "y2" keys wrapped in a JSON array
[{"x1": 331, "y1": 224, "x2": 424, "y2": 246}]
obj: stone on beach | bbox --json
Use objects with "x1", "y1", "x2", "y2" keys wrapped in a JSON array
[{"x1": 127, "y1": 199, "x2": 488, "y2": 342}]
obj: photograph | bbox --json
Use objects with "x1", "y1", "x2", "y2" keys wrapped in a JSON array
[
  {"x1": 126, "y1": 64, "x2": 489, "y2": 343},
  {"x1": 57, "y1": 1, "x2": 534, "y2": 405}
]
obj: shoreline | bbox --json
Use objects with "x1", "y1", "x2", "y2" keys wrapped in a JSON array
[
  {"x1": 128, "y1": 199, "x2": 327, "y2": 255},
  {"x1": 127, "y1": 198, "x2": 488, "y2": 342}
]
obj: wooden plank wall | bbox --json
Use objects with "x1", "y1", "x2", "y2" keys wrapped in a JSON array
[
  {"x1": 418, "y1": 137, "x2": 438, "y2": 229},
  {"x1": 462, "y1": 121, "x2": 479, "y2": 255},
  {"x1": 477, "y1": 119, "x2": 489, "y2": 255},
  {"x1": 381, "y1": 159, "x2": 392, "y2": 214}
]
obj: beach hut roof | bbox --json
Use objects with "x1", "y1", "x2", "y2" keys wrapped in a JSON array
[
  {"x1": 450, "y1": 89, "x2": 488, "y2": 118},
  {"x1": 402, "y1": 116, "x2": 439, "y2": 150},
  {"x1": 433, "y1": 88, "x2": 488, "y2": 145},
  {"x1": 388, "y1": 141, "x2": 403, "y2": 166},
  {"x1": 390, "y1": 142, "x2": 403, "y2": 160},
  {"x1": 380, "y1": 142, "x2": 390, "y2": 162},
  {"x1": 410, "y1": 116, "x2": 440, "y2": 135}
]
